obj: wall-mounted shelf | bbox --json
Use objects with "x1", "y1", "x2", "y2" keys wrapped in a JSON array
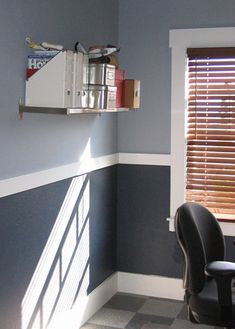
[
  {"x1": 19, "y1": 104, "x2": 133, "y2": 118},
  {"x1": 21, "y1": 50, "x2": 140, "y2": 118}
]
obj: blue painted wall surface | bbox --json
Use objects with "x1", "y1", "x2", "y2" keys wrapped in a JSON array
[
  {"x1": 117, "y1": 0, "x2": 235, "y2": 154},
  {"x1": 0, "y1": 167, "x2": 117, "y2": 329},
  {"x1": 89, "y1": 166, "x2": 117, "y2": 293},
  {"x1": 0, "y1": 179, "x2": 71, "y2": 329},
  {"x1": 0, "y1": 0, "x2": 118, "y2": 179},
  {"x1": 117, "y1": 164, "x2": 183, "y2": 278},
  {"x1": 116, "y1": 165, "x2": 235, "y2": 278}
]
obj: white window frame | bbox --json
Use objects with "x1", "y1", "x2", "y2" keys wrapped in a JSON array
[{"x1": 169, "y1": 27, "x2": 235, "y2": 236}]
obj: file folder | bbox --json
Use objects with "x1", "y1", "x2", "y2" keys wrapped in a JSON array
[
  {"x1": 25, "y1": 50, "x2": 74, "y2": 108},
  {"x1": 72, "y1": 53, "x2": 89, "y2": 108}
]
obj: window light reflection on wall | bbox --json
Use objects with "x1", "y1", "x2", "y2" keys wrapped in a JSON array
[{"x1": 21, "y1": 174, "x2": 90, "y2": 329}]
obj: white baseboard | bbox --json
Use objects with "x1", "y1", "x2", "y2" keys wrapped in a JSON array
[
  {"x1": 73, "y1": 273, "x2": 118, "y2": 327},
  {"x1": 48, "y1": 273, "x2": 118, "y2": 329},
  {"x1": 117, "y1": 272, "x2": 184, "y2": 301},
  {"x1": 47, "y1": 272, "x2": 184, "y2": 329}
]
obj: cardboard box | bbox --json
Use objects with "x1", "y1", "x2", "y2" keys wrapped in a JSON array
[{"x1": 123, "y1": 79, "x2": 140, "y2": 108}]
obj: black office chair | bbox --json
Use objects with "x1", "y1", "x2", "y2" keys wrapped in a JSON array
[{"x1": 175, "y1": 202, "x2": 235, "y2": 328}]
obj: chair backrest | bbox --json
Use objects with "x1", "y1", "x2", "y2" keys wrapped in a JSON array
[{"x1": 175, "y1": 202, "x2": 225, "y2": 294}]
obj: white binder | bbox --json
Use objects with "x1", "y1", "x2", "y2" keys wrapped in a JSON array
[
  {"x1": 25, "y1": 50, "x2": 74, "y2": 108},
  {"x1": 72, "y1": 53, "x2": 89, "y2": 108}
]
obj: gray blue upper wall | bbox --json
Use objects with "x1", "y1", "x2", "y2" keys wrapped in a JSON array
[
  {"x1": 0, "y1": 0, "x2": 119, "y2": 179},
  {"x1": 1, "y1": 0, "x2": 235, "y2": 178},
  {"x1": 118, "y1": 0, "x2": 235, "y2": 154}
]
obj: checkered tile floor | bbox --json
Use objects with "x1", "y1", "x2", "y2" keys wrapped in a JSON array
[{"x1": 81, "y1": 293, "x2": 220, "y2": 329}]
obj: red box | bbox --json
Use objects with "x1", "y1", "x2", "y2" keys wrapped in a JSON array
[{"x1": 115, "y1": 69, "x2": 125, "y2": 107}]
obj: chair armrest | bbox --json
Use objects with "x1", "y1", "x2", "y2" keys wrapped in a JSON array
[
  {"x1": 205, "y1": 261, "x2": 235, "y2": 321},
  {"x1": 205, "y1": 261, "x2": 235, "y2": 278}
]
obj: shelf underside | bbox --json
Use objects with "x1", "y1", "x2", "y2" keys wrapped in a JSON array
[{"x1": 19, "y1": 105, "x2": 132, "y2": 115}]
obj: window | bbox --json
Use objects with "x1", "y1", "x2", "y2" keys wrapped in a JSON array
[
  {"x1": 169, "y1": 27, "x2": 235, "y2": 235},
  {"x1": 186, "y1": 47, "x2": 235, "y2": 221}
]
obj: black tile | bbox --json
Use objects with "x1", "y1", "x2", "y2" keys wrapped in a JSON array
[
  {"x1": 104, "y1": 293, "x2": 147, "y2": 312},
  {"x1": 126, "y1": 313, "x2": 174, "y2": 329}
]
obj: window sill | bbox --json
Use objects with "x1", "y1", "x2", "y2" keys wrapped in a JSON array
[{"x1": 219, "y1": 221, "x2": 235, "y2": 237}]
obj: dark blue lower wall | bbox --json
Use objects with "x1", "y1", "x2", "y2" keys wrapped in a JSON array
[
  {"x1": 117, "y1": 164, "x2": 184, "y2": 278},
  {"x1": 89, "y1": 166, "x2": 117, "y2": 293},
  {"x1": 116, "y1": 164, "x2": 235, "y2": 277},
  {"x1": 0, "y1": 179, "x2": 72, "y2": 329},
  {"x1": 0, "y1": 166, "x2": 117, "y2": 329},
  {"x1": 2, "y1": 163, "x2": 235, "y2": 329},
  {"x1": 224, "y1": 236, "x2": 235, "y2": 263}
]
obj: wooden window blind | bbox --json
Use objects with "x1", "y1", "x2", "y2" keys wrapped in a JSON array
[{"x1": 186, "y1": 47, "x2": 235, "y2": 221}]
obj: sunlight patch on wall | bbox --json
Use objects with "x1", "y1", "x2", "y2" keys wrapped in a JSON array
[{"x1": 21, "y1": 173, "x2": 91, "y2": 329}]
